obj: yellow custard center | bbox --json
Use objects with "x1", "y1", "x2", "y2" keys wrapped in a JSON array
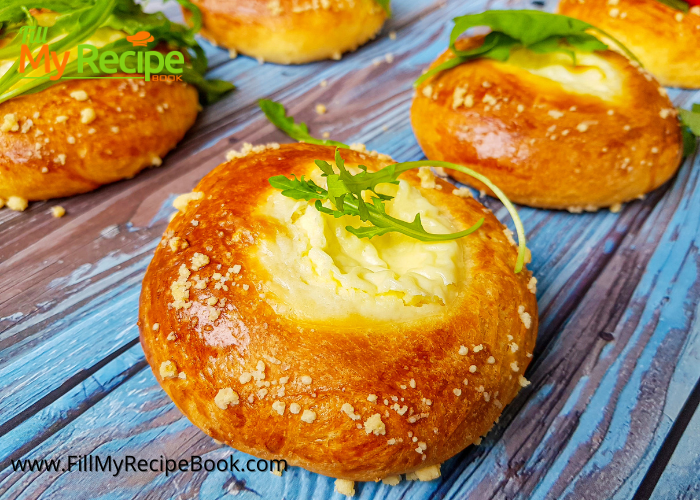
[
  {"x1": 257, "y1": 171, "x2": 464, "y2": 322},
  {"x1": 505, "y1": 47, "x2": 624, "y2": 101}
]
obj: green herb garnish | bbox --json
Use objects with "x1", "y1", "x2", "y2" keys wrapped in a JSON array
[
  {"x1": 260, "y1": 99, "x2": 526, "y2": 271},
  {"x1": 269, "y1": 149, "x2": 527, "y2": 273},
  {"x1": 259, "y1": 99, "x2": 349, "y2": 148},
  {"x1": 415, "y1": 10, "x2": 639, "y2": 86},
  {"x1": 680, "y1": 104, "x2": 700, "y2": 157},
  {"x1": 375, "y1": 0, "x2": 391, "y2": 16},
  {"x1": 655, "y1": 0, "x2": 689, "y2": 12},
  {"x1": 0, "y1": 0, "x2": 234, "y2": 105}
]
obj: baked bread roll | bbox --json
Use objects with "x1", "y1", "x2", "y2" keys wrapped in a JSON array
[
  {"x1": 411, "y1": 37, "x2": 683, "y2": 211},
  {"x1": 185, "y1": 0, "x2": 388, "y2": 64},
  {"x1": 559, "y1": 0, "x2": 700, "y2": 88},
  {"x1": 139, "y1": 143, "x2": 538, "y2": 482},
  {"x1": 0, "y1": 78, "x2": 199, "y2": 203}
]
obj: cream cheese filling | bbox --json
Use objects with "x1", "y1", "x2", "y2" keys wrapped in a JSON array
[
  {"x1": 504, "y1": 47, "x2": 625, "y2": 101},
  {"x1": 257, "y1": 170, "x2": 464, "y2": 322}
]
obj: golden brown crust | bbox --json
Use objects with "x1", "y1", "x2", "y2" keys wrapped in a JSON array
[
  {"x1": 138, "y1": 143, "x2": 538, "y2": 482},
  {"x1": 410, "y1": 37, "x2": 683, "y2": 210},
  {"x1": 186, "y1": 0, "x2": 387, "y2": 64},
  {"x1": 0, "y1": 77, "x2": 199, "y2": 201},
  {"x1": 559, "y1": 0, "x2": 700, "y2": 88}
]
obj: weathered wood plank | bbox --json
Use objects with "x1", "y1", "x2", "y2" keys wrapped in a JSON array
[
  {"x1": 650, "y1": 398, "x2": 700, "y2": 500},
  {"x1": 0, "y1": 344, "x2": 146, "y2": 472}
]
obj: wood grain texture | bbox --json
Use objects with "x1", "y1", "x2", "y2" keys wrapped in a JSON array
[
  {"x1": 650, "y1": 402, "x2": 700, "y2": 500},
  {"x1": 0, "y1": 0, "x2": 699, "y2": 498}
]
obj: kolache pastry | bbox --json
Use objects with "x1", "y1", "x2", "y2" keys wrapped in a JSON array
[
  {"x1": 184, "y1": 0, "x2": 389, "y2": 64},
  {"x1": 411, "y1": 13, "x2": 683, "y2": 212},
  {"x1": 0, "y1": 78, "x2": 199, "y2": 208},
  {"x1": 139, "y1": 143, "x2": 538, "y2": 488},
  {"x1": 0, "y1": 1, "x2": 232, "y2": 211},
  {"x1": 558, "y1": 0, "x2": 700, "y2": 88}
]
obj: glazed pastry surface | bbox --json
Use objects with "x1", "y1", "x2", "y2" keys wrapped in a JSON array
[
  {"x1": 559, "y1": 0, "x2": 700, "y2": 88},
  {"x1": 185, "y1": 0, "x2": 387, "y2": 64},
  {"x1": 411, "y1": 37, "x2": 682, "y2": 210},
  {"x1": 139, "y1": 143, "x2": 538, "y2": 481},
  {"x1": 0, "y1": 78, "x2": 199, "y2": 201}
]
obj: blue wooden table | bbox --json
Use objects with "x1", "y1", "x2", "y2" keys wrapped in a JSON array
[{"x1": 1, "y1": 0, "x2": 699, "y2": 498}]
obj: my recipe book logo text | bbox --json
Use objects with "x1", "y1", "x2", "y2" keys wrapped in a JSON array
[{"x1": 17, "y1": 27, "x2": 182, "y2": 82}]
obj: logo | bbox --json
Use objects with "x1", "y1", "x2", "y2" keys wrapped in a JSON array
[
  {"x1": 126, "y1": 31, "x2": 155, "y2": 47},
  {"x1": 16, "y1": 28, "x2": 183, "y2": 82},
  {"x1": 19, "y1": 26, "x2": 48, "y2": 45}
]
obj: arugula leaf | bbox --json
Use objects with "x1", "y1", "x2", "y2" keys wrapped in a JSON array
[
  {"x1": 268, "y1": 175, "x2": 327, "y2": 201},
  {"x1": 259, "y1": 99, "x2": 350, "y2": 148},
  {"x1": 655, "y1": 0, "x2": 689, "y2": 12},
  {"x1": 0, "y1": 0, "x2": 234, "y2": 105},
  {"x1": 0, "y1": 1, "x2": 84, "y2": 26},
  {"x1": 345, "y1": 225, "x2": 394, "y2": 238},
  {"x1": 450, "y1": 11, "x2": 596, "y2": 47},
  {"x1": 374, "y1": 0, "x2": 391, "y2": 16},
  {"x1": 415, "y1": 10, "x2": 638, "y2": 86},
  {"x1": 268, "y1": 149, "x2": 527, "y2": 273},
  {"x1": 680, "y1": 104, "x2": 700, "y2": 157}
]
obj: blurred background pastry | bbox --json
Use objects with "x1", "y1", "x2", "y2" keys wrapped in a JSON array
[
  {"x1": 0, "y1": 0, "x2": 233, "y2": 209},
  {"x1": 412, "y1": 31, "x2": 683, "y2": 211},
  {"x1": 184, "y1": 0, "x2": 390, "y2": 64},
  {"x1": 559, "y1": 0, "x2": 700, "y2": 88}
]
